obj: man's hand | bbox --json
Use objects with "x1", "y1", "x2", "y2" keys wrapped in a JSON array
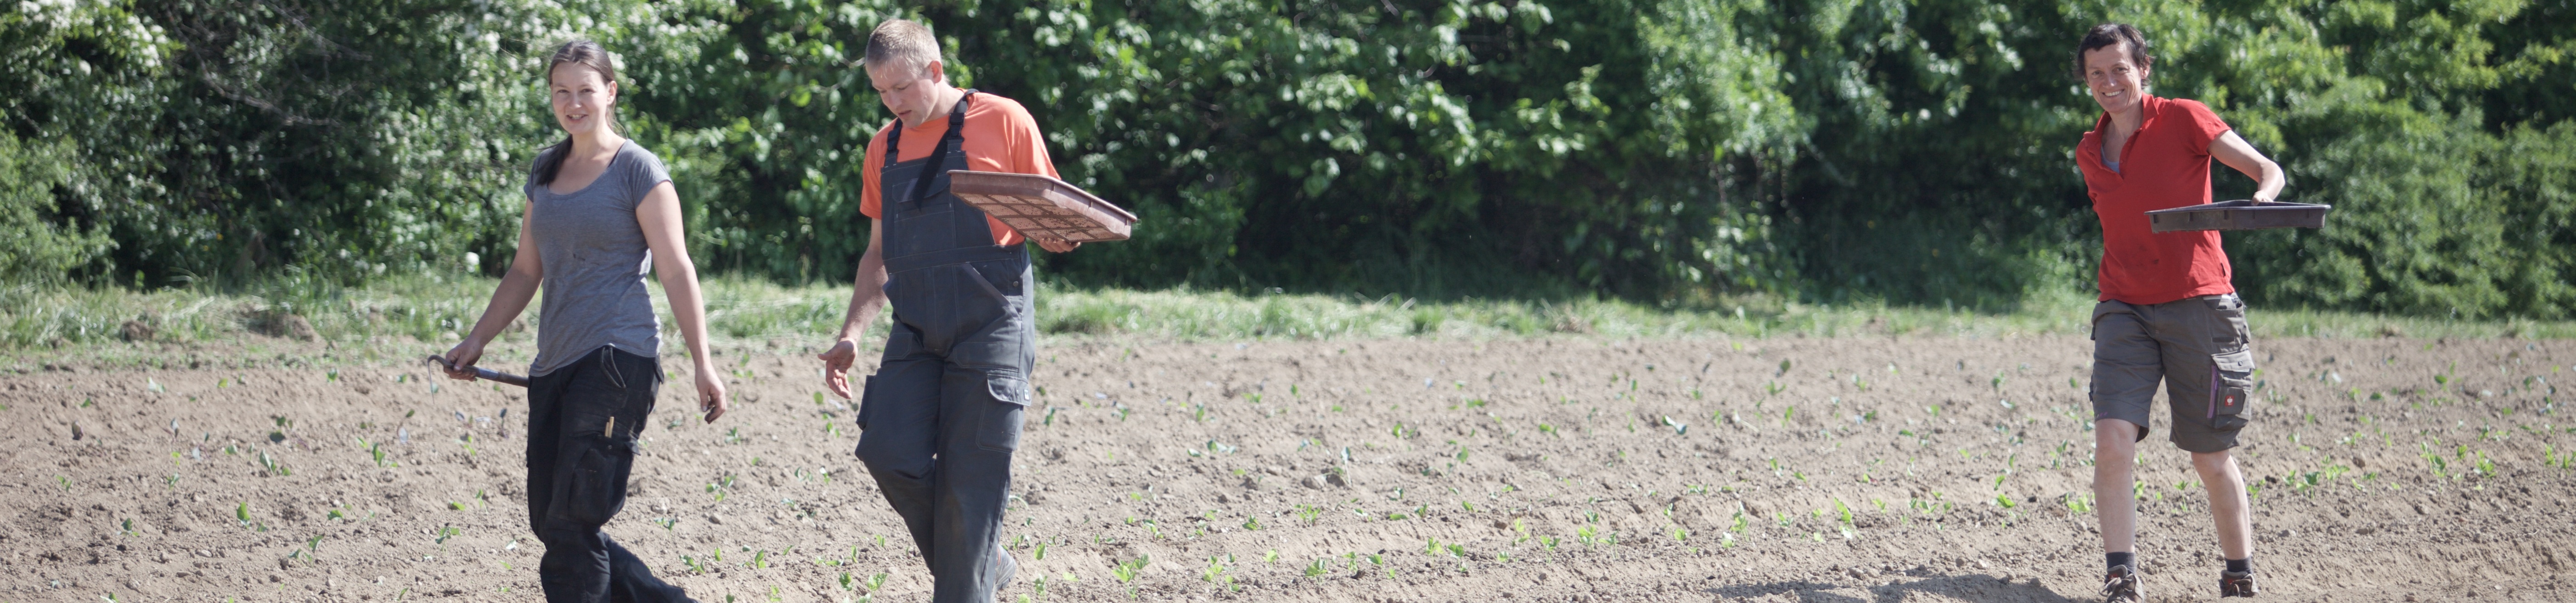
[
  {"x1": 819, "y1": 339, "x2": 862, "y2": 399},
  {"x1": 1036, "y1": 237, "x2": 1081, "y2": 253}
]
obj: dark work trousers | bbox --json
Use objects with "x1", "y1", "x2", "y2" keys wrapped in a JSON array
[
  {"x1": 855, "y1": 90, "x2": 1037, "y2": 603},
  {"x1": 525, "y1": 345, "x2": 693, "y2": 603}
]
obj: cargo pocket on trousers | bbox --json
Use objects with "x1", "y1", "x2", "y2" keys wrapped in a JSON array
[
  {"x1": 855, "y1": 374, "x2": 879, "y2": 431},
  {"x1": 976, "y1": 375, "x2": 1030, "y2": 452},
  {"x1": 564, "y1": 436, "x2": 637, "y2": 525},
  {"x1": 2208, "y1": 351, "x2": 2254, "y2": 431}
]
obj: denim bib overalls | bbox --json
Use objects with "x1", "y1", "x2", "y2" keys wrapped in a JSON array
[{"x1": 854, "y1": 90, "x2": 1036, "y2": 603}]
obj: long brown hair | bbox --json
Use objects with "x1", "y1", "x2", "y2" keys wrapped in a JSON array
[{"x1": 535, "y1": 40, "x2": 622, "y2": 186}]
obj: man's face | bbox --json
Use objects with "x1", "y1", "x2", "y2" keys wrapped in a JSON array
[
  {"x1": 868, "y1": 59, "x2": 947, "y2": 128},
  {"x1": 2083, "y1": 42, "x2": 2148, "y2": 116}
]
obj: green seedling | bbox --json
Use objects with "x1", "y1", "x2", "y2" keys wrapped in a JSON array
[
  {"x1": 434, "y1": 525, "x2": 461, "y2": 545},
  {"x1": 1200, "y1": 556, "x2": 1230, "y2": 585},
  {"x1": 1110, "y1": 555, "x2": 1149, "y2": 583},
  {"x1": 1034, "y1": 541, "x2": 1048, "y2": 560},
  {"x1": 1303, "y1": 558, "x2": 1329, "y2": 577}
]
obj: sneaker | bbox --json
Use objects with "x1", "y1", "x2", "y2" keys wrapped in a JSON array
[
  {"x1": 992, "y1": 549, "x2": 1018, "y2": 590},
  {"x1": 2102, "y1": 565, "x2": 2142, "y2": 603},
  {"x1": 2220, "y1": 570, "x2": 2258, "y2": 597}
]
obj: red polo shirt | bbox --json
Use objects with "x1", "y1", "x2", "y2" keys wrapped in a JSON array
[{"x1": 2078, "y1": 95, "x2": 2236, "y2": 305}]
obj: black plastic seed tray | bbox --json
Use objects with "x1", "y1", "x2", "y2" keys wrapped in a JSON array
[{"x1": 2146, "y1": 200, "x2": 2330, "y2": 232}]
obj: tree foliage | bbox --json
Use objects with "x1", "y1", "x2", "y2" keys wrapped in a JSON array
[{"x1": 2, "y1": 0, "x2": 2570, "y2": 317}]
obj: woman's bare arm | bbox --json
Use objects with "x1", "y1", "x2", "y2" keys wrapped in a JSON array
[
  {"x1": 637, "y1": 181, "x2": 729, "y2": 422},
  {"x1": 2210, "y1": 130, "x2": 2286, "y2": 203},
  {"x1": 443, "y1": 204, "x2": 544, "y2": 378}
]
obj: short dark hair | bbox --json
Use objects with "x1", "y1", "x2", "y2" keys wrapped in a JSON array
[{"x1": 2074, "y1": 23, "x2": 2152, "y2": 82}]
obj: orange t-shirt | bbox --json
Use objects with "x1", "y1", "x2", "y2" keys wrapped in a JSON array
[
  {"x1": 858, "y1": 90, "x2": 1058, "y2": 246},
  {"x1": 2077, "y1": 95, "x2": 2236, "y2": 305}
]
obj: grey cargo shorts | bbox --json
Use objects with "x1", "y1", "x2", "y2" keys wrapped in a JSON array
[{"x1": 2090, "y1": 293, "x2": 2256, "y2": 452}]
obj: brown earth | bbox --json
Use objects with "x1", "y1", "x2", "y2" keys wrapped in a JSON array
[{"x1": 4, "y1": 335, "x2": 2572, "y2": 603}]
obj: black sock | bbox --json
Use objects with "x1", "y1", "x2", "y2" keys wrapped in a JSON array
[
  {"x1": 2107, "y1": 552, "x2": 2136, "y2": 571},
  {"x1": 2226, "y1": 558, "x2": 2251, "y2": 574}
]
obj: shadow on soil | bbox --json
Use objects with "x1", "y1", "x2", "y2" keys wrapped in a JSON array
[{"x1": 1710, "y1": 574, "x2": 2082, "y2": 602}]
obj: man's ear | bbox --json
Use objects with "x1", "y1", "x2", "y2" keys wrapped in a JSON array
[{"x1": 924, "y1": 59, "x2": 946, "y2": 84}]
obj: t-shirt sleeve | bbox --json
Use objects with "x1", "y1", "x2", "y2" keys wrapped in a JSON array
[
  {"x1": 2176, "y1": 100, "x2": 2232, "y2": 156},
  {"x1": 524, "y1": 145, "x2": 555, "y2": 199},
  {"x1": 1008, "y1": 104, "x2": 1058, "y2": 178},
  {"x1": 624, "y1": 146, "x2": 673, "y2": 210},
  {"x1": 858, "y1": 126, "x2": 891, "y2": 220}
]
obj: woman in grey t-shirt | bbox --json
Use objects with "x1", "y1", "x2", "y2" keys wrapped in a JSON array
[{"x1": 439, "y1": 40, "x2": 724, "y2": 603}]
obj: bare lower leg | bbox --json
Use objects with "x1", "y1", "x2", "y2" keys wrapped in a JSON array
[
  {"x1": 2192, "y1": 450, "x2": 2254, "y2": 560},
  {"x1": 2093, "y1": 419, "x2": 2141, "y2": 556}
]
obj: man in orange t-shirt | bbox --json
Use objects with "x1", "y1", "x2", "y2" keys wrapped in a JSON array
[
  {"x1": 814, "y1": 18, "x2": 1076, "y2": 603},
  {"x1": 2073, "y1": 23, "x2": 2287, "y2": 603}
]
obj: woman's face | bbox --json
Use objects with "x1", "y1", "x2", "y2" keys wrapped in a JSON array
[
  {"x1": 550, "y1": 63, "x2": 618, "y2": 137},
  {"x1": 2083, "y1": 42, "x2": 2149, "y2": 117}
]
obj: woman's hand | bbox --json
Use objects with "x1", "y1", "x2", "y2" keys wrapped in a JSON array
[
  {"x1": 694, "y1": 360, "x2": 729, "y2": 423},
  {"x1": 440, "y1": 339, "x2": 486, "y2": 381}
]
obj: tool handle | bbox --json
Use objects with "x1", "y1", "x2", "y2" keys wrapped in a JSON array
[{"x1": 426, "y1": 355, "x2": 531, "y2": 388}]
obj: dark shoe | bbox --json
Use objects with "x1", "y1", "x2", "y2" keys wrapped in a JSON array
[
  {"x1": 2220, "y1": 570, "x2": 2258, "y2": 597},
  {"x1": 2102, "y1": 565, "x2": 2142, "y2": 603}
]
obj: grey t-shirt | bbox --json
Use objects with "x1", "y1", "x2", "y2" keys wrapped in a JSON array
[{"x1": 524, "y1": 140, "x2": 670, "y2": 376}]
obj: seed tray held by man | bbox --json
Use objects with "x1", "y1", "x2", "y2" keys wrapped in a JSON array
[{"x1": 948, "y1": 171, "x2": 1137, "y2": 243}]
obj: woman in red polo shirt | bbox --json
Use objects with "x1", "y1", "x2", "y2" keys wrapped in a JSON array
[{"x1": 2074, "y1": 23, "x2": 2286, "y2": 603}]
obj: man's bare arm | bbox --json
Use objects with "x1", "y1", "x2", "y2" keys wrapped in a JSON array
[{"x1": 819, "y1": 220, "x2": 888, "y2": 399}]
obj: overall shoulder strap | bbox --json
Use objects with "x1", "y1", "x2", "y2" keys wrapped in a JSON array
[
  {"x1": 898, "y1": 90, "x2": 979, "y2": 206},
  {"x1": 882, "y1": 120, "x2": 906, "y2": 170}
]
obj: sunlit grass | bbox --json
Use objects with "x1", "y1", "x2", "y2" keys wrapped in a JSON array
[{"x1": 7, "y1": 274, "x2": 2570, "y2": 371}]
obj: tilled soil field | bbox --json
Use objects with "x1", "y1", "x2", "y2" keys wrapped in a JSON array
[{"x1": 5, "y1": 335, "x2": 2573, "y2": 603}]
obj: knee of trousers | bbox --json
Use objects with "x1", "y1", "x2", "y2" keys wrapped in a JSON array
[
  {"x1": 533, "y1": 522, "x2": 602, "y2": 551},
  {"x1": 856, "y1": 436, "x2": 935, "y2": 480}
]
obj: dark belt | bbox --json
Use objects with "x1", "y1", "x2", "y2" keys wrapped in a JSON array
[{"x1": 884, "y1": 245, "x2": 1023, "y2": 274}]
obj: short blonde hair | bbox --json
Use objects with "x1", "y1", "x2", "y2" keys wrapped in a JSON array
[{"x1": 863, "y1": 19, "x2": 942, "y2": 75}]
